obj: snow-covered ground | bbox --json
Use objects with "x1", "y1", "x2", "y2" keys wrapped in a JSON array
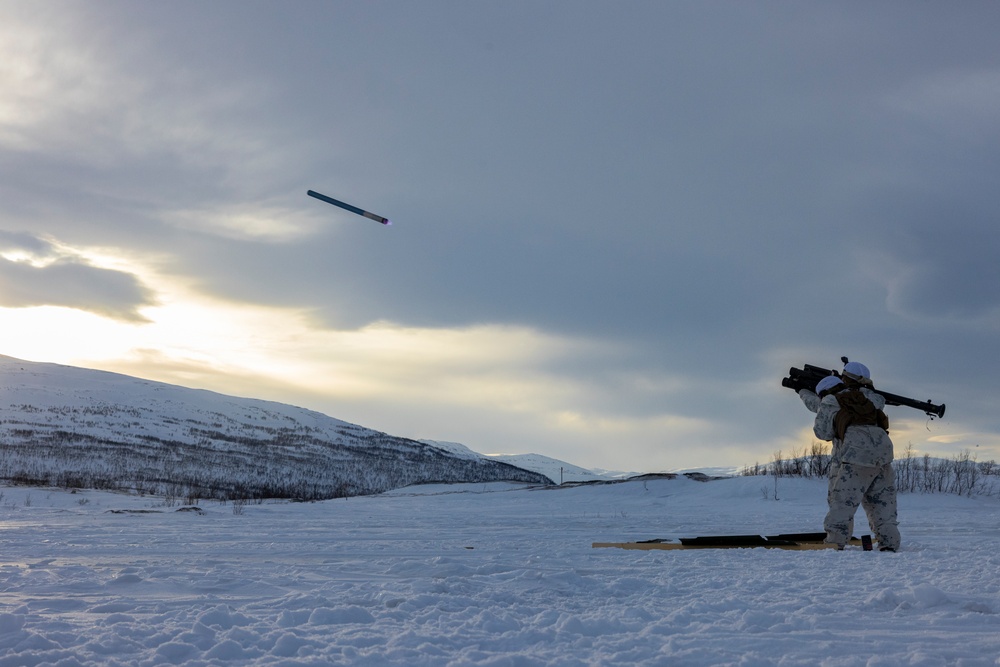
[{"x1": 2, "y1": 475, "x2": 999, "y2": 666}]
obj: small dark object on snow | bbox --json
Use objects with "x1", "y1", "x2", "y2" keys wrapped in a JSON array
[{"x1": 593, "y1": 532, "x2": 866, "y2": 551}]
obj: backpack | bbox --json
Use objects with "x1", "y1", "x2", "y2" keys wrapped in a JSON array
[{"x1": 834, "y1": 388, "x2": 890, "y2": 440}]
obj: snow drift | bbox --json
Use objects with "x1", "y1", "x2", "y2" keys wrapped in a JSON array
[{"x1": 1, "y1": 475, "x2": 998, "y2": 666}]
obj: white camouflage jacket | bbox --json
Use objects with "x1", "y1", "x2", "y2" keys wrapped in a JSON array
[{"x1": 806, "y1": 387, "x2": 894, "y2": 468}]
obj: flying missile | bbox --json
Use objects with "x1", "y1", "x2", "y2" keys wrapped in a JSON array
[{"x1": 307, "y1": 190, "x2": 391, "y2": 225}]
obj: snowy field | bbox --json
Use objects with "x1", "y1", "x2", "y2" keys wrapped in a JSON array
[{"x1": 2, "y1": 475, "x2": 999, "y2": 666}]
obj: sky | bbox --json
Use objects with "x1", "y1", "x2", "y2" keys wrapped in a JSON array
[{"x1": 1, "y1": 1, "x2": 999, "y2": 473}]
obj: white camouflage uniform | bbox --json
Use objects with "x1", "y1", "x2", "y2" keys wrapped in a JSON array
[
  {"x1": 799, "y1": 388, "x2": 872, "y2": 541},
  {"x1": 809, "y1": 386, "x2": 900, "y2": 550}
]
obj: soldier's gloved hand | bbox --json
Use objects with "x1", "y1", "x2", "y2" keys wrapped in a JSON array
[{"x1": 798, "y1": 388, "x2": 821, "y2": 413}]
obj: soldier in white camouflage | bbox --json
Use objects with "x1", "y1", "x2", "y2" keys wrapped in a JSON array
[
  {"x1": 799, "y1": 375, "x2": 869, "y2": 542},
  {"x1": 807, "y1": 361, "x2": 900, "y2": 551}
]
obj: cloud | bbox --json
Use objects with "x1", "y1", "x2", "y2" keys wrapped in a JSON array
[
  {"x1": 851, "y1": 212, "x2": 1000, "y2": 329},
  {"x1": 0, "y1": 232, "x2": 156, "y2": 322},
  {"x1": 164, "y1": 203, "x2": 328, "y2": 243},
  {"x1": 2, "y1": 3, "x2": 1000, "y2": 472},
  {"x1": 0, "y1": 230, "x2": 56, "y2": 259},
  {"x1": 0, "y1": 3, "x2": 309, "y2": 256},
  {"x1": 883, "y1": 68, "x2": 1000, "y2": 141}
]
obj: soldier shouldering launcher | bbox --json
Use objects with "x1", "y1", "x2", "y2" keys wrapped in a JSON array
[{"x1": 796, "y1": 361, "x2": 900, "y2": 551}]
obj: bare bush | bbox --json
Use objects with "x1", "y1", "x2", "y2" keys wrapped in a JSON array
[{"x1": 742, "y1": 446, "x2": 999, "y2": 498}]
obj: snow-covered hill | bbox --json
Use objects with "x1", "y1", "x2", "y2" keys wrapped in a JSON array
[
  {"x1": 419, "y1": 441, "x2": 619, "y2": 483},
  {"x1": 416, "y1": 439, "x2": 483, "y2": 460},
  {"x1": 486, "y1": 452, "x2": 614, "y2": 484},
  {"x1": 0, "y1": 355, "x2": 550, "y2": 499}
]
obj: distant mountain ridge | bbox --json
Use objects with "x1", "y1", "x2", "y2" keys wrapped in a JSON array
[
  {"x1": 417, "y1": 440, "x2": 617, "y2": 484},
  {"x1": 0, "y1": 355, "x2": 551, "y2": 500}
]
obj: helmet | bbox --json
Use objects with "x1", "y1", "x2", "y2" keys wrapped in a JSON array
[
  {"x1": 842, "y1": 361, "x2": 872, "y2": 386},
  {"x1": 815, "y1": 375, "x2": 844, "y2": 396}
]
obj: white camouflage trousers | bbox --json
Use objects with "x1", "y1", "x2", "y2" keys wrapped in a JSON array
[{"x1": 824, "y1": 461, "x2": 900, "y2": 550}]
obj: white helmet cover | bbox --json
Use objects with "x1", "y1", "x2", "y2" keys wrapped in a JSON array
[
  {"x1": 842, "y1": 361, "x2": 872, "y2": 385},
  {"x1": 815, "y1": 375, "x2": 845, "y2": 395}
]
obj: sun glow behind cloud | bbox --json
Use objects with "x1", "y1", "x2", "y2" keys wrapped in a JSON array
[
  {"x1": 2, "y1": 244, "x2": 990, "y2": 471},
  {"x1": 0, "y1": 224, "x2": 724, "y2": 470},
  {"x1": 0, "y1": 248, "x2": 729, "y2": 471},
  {"x1": 0, "y1": 239, "x2": 989, "y2": 471},
  {"x1": 165, "y1": 205, "x2": 327, "y2": 243}
]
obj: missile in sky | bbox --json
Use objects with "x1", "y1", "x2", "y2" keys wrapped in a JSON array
[{"x1": 307, "y1": 190, "x2": 391, "y2": 225}]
